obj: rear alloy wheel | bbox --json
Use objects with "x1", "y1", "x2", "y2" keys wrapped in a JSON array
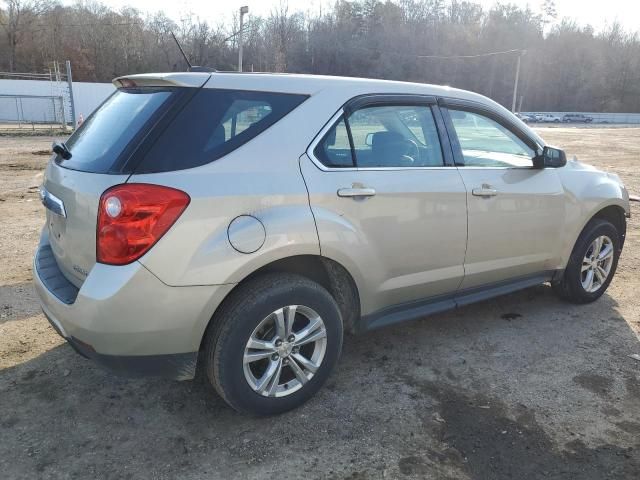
[
  {"x1": 243, "y1": 305, "x2": 327, "y2": 398},
  {"x1": 553, "y1": 219, "x2": 620, "y2": 303},
  {"x1": 204, "y1": 273, "x2": 343, "y2": 415}
]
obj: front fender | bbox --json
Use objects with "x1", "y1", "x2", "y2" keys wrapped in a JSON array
[{"x1": 557, "y1": 165, "x2": 630, "y2": 266}]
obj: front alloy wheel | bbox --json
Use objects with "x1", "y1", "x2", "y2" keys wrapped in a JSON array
[
  {"x1": 552, "y1": 218, "x2": 621, "y2": 304},
  {"x1": 580, "y1": 235, "x2": 614, "y2": 293}
]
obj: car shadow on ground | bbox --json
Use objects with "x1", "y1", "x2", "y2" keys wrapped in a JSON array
[{"x1": 1, "y1": 285, "x2": 639, "y2": 479}]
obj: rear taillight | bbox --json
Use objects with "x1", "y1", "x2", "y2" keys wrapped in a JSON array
[{"x1": 97, "y1": 184, "x2": 190, "y2": 265}]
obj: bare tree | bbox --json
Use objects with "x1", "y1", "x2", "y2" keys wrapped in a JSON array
[
  {"x1": 1, "y1": 0, "x2": 53, "y2": 71},
  {"x1": 1, "y1": 0, "x2": 639, "y2": 112}
]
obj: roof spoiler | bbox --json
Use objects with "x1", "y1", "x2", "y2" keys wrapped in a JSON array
[{"x1": 112, "y1": 73, "x2": 211, "y2": 89}]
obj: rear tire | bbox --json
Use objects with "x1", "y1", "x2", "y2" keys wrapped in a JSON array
[
  {"x1": 553, "y1": 219, "x2": 620, "y2": 304},
  {"x1": 204, "y1": 273, "x2": 343, "y2": 415}
]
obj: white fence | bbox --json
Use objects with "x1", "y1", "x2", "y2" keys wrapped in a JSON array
[
  {"x1": 1, "y1": 78, "x2": 639, "y2": 127},
  {"x1": 0, "y1": 79, "x2": 115, "y2": 125}
]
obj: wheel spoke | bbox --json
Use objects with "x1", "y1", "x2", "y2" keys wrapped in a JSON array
[
  {"x1": 285, "y1": 305, "x2": 297, "y2": 337},
  {"x1": 596, "y1": 265, "x2": 609, "y2": 283},
  {"x1": 583, "y1": 268, "x2": 594, "y2": 291},
  {"x1": 598, "y1": 243, "x2": 613, "y2": 261},
  {"x1": 266, "y1": 359, "x2": 283, "y2": 396},
  {"x1": 288, "y1": 355, "x2": 308, "y2": 385},
  {"x1": 244, "y1": 349, "x2": 275, "y2": 364},
  {"x1": 295, "y1": 327, "x2": 327, "y2": 347},
  {"x1": 593, "y1": 266, "x2": 604, "y2": 284},
  {"x1": 592, "y1": 237, "x2": 602, "y2": 259},
  {"x1": 247, "y1": 337, "x2": 274, "y2": 351},
  {"x1": 273, "y1": 308, "x2": 287, "y2": 340},
  {"x1": 293, "y1": 316, "x2": 323, "y2": 344},
  {"x1": 256, "y1": 358, "x2": 282, "y2": 395},
  {"x1": 292, "y1": 352, "x2": 319, "y2": 373},
  {"x1": 581, "y1": 260, "x2": 591, "y2": 272}
]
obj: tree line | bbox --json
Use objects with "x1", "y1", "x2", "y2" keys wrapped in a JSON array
[{"x1": 1, "y1": 0, "x2": 639, "y2": 112}]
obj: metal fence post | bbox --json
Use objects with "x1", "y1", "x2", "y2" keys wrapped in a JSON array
[
  {"x1": 65, "y1": 60, "x2": 76, "y2": 128},
  {"x1": 15, "y1": 97, "x2": 20, "y2": 128},
  {"x1": 58, "y1": 96, "x2": 68, "y2": 131}
]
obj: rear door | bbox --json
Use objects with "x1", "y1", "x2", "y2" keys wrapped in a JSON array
[
  {"x1": 440, "y1": 100, "x2": 565, "y2": 290},
  {"x1": 300, "y1": 95, "x2": 468, "y2": 315}
]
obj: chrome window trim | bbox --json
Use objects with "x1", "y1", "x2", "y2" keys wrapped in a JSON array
[
  {"x1": 454, "y1": 166, "x2": 537, "y2": 170},
  {"x1": 306, "y1": 106, "x2": 452, "y2": 172}
]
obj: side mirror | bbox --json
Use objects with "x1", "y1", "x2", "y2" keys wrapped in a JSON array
[
  {"x1": 365, "y1": 132, "x2": 374, "y2": 147},
  {"x1": 533, "y1": 146, "x2": 566, "y2": 168}
]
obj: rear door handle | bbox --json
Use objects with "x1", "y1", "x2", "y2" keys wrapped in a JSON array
[
  {"x1": 337, "y1": 187, "x2": 376, "y2": 198},
  {"x1": 472, "y1": 185, "x2": 498, "y2": 197}
]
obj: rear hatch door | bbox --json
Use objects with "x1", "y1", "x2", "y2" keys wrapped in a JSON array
[{"x1": 42, "y1": 85, "x2": 186, "y2": 287}]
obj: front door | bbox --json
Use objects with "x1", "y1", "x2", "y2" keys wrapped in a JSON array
[
  {"x1": 442, "y1": 105, "x2": 566, "y2": 290},
  {"x1": 300, "y1": 98, "x2": 468, "y2": 315}
]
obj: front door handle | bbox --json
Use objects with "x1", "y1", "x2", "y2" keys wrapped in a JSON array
[
  {"x1": 337, "y1": 187, "x2": 376, "y2": 198},
  {"x1": 472, "y1": 184, "x2": 498, "y2": 197}
]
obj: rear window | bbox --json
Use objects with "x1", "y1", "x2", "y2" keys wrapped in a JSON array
[
  {"x1": 134, "y1": 88, "x2": 308, "y2": 173},
  {"x1": 59, "y1": 88, "x2": 177, "y2": 173}
]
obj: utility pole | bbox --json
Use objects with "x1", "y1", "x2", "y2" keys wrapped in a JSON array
[
  {"x1": 238, "y1": 6, "x2": 249, "y2": 72},
  {"x1": 511, "y1": 50, "x2": 525, "y2": 113}
]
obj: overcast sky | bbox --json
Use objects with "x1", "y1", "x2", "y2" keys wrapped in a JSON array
[{"x1": 65, "y1": 0, "x2": 640, "y2": 33}]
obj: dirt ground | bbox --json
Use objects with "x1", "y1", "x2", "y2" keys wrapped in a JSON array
[{"x1": 1, "y1": 127, "x2": 639, "y2": 479}]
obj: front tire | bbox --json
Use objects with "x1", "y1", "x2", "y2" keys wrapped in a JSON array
[
  {"x1": 204, "y1": 273, "x2": 343, "y2": 415},
  {"x1": 553, "y1": 219, "x2": 621, "y2": 303}
]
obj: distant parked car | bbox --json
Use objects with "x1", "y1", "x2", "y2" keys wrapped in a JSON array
[
  {"x1": 563, "y1": 113, "x2": 593, "y2": 123},
  {"x1": 536, "y1": 114, "x2": 562, "y2": 123},
  {"x1": 516, "y1": 113, "x2": 536, "y2": 123}
]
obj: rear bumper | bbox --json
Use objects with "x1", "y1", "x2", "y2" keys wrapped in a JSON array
[
  {"x1": 33, "y1": 230, "x2": 234, "y2": 380},
  {"x1": 42, "y1": 307, "x2": 198, "y2": 379}
]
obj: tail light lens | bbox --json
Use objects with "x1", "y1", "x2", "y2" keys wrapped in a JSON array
[{"x1": 97, "y1": 184, "x2": 190, "y2": 265}]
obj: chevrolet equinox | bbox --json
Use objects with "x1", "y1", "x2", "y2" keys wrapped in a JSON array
[{"x1": 34, "y1": 72, "x2": 630, "y2": 415}]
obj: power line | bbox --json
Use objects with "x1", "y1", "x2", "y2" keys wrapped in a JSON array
[
  {"x1": 351, "y1": 45, "x2": 525, "y2": 60},
  {"x1": 416, "y1": 48, "x2": 524, "y2": 59}
]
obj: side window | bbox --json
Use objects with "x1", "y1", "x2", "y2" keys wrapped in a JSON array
[
  {"x1": 136, "y1": 89, "x2": 307, "y2": 173},
  {"x1": 314, "y1": 117, "x2": 354, "y2": 168},
  {"x1": 222, "y1": 100, "x2": 272, "y2": 140},
  {"x1": 448, "y1": 109, "x2": 535, "y2": 167},
  {"x1": 347, "y1": 105, "x2": 444, "y2": 168}
]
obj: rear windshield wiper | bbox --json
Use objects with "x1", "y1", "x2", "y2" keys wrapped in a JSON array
[{"x1": 52, "y1": 141, "x2": 72, "y2": 160}]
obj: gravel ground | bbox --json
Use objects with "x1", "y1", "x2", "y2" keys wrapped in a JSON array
[{"x1": 1, "y1": 128, "x2": 639, "y2": 479}]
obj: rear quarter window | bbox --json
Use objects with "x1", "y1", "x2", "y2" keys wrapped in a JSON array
[{"x1": 134, "y1": 89, "x2": 308, "y2": 173}]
